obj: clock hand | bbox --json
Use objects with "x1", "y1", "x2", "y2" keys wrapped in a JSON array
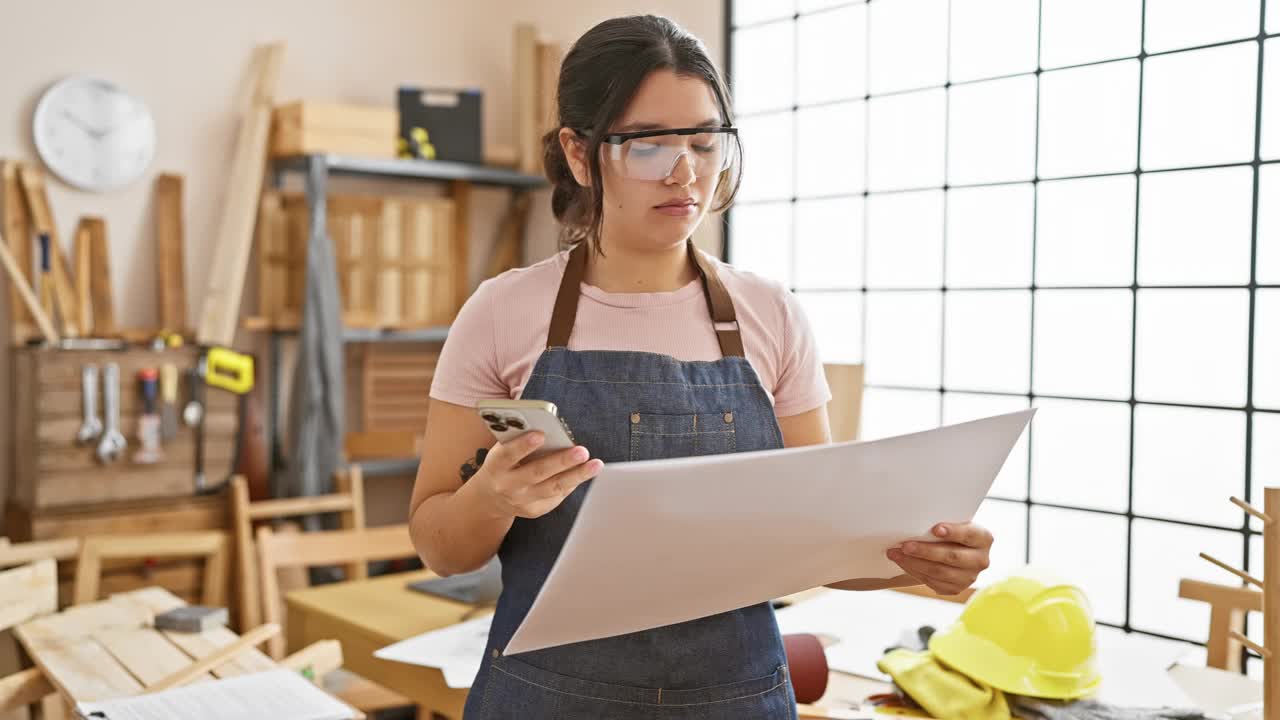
[{"x1": 61, "y1": 110, "x2": 108, "y2": 140}]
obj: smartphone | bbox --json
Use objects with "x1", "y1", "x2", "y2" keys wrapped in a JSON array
[{"x1": 476, "y1": 399, "x2": 577, "y2": 461}]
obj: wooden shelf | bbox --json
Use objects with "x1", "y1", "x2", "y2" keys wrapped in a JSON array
[
  {"x1": 272, "y1": 154, "x2": 548, "y2": 189},
  {"x1": 244, "y1": 316, "x2": 449, "y2": 344}
]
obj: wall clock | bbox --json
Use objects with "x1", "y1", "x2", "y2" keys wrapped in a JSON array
[{"x1": 33, "y1": 76, "x2": 156, "y2": 192}]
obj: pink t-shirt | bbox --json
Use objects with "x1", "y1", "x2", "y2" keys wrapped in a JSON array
[{"x1": 428, "y1": 247, "x2": 832, "y2": 418}]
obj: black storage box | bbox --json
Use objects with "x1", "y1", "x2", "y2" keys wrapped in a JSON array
[{"x1": 397, "y1": 87, "x2": 483, "y2": 164}]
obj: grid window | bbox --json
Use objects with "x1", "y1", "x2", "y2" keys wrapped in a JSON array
[
  {"x1": 946, "y1": 184, "x2": 1034, "y2": 288},
  {"x1": 947, "y1": 76, "x2": 1037, "y2": 186},
  {"x1": 1038, "y1": 60, "x2": 1140, "y2": 178},
  {"x1": 948, "y1": 0, "x2": 1039, "y2": 83},
  {"x1": 1039, "y1": 0, "x2": 1142, "y2": 69},
  {"x1": 1140, "y1": 42, "x2": 1258, "y2": 171},
  {"x1": 1137, "y1": 167, "x2": 1253, "y2": 286},
  {"x1": 1029, "y1": 398, "x2": 1131, "y2": 512},
  {"x1": 728, "y1": 0, "x2": 1273, "y2": 647}
]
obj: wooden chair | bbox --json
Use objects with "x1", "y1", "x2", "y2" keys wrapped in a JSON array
[
  {"x1": 72, "y1": 532, "x2": 229, "y2": 607},
  {"x1": 256, "y1": 523, "x2": 417, "y2": 715},
  {"x1": 0, "y1": 541, "x2": 80, "y2": 720},
  {"x1": 0, "y1": 559, "x2": 59, "y2": 718},
  {"x1": 231, "y1": 467, "x2": 367, "y2": 633},
  {"x1": 0, "y1": 538, "x2": 80, "y2": 571}
]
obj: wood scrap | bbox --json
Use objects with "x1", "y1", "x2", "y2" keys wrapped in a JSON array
[
  {"x1": 196, "y1": 42, "x2": 286, "y2": 347},
  {"x1": 18, "y1": 165, "x2": 80, "y2": 337},
  {"x1": 0, "y1": 228, "x2": 59, "y2": 342},
  {"x1": 1, "y1": 160, "x2": 36, "y2": 343},
  {"x1": 156, "y1": 173, "x2": 187, "y2": 332},
  {"x1": 73, "y1": 220, "x2": 93, "y2": 334},
  {"x1": 85, "y1": 217, "x2": 116, "y2": 336},
  {"x1": 515, "y1": 24, "x2": 540, "y2": 175}
]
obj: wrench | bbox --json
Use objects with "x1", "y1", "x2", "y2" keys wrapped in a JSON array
[
  {"x1": 95, "y1": 363, "x2": 127, "y2": 463},
  {"x1": 75, "y1": 364, "x2": 103, "y2": 444}
]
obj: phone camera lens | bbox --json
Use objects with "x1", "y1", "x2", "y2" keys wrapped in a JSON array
[
  {"x1": 506, "y1": 418, "x2": 526, "y2": 430},
  {"x1": 481, "y1": 413, "x2": 500, "y2": 423},
  {"x1": 490, "y1": 423, "x2": 507, "y2": 432}
]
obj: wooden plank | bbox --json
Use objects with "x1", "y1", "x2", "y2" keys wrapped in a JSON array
[
  {"x1": 536, "y1": 41, "x2": 562, "y2": 142},
  {"x1": 93, "y1": 626, "x2": 213, "y2": 686},
  {"x1": 1, "y1": 160, "x2": 36, "y2": 343},
  {"x1": 85, "y1": 216, "x2": 115, "y2": 336},
  {"x1": 74, "y1": 533, "x2": 227, "y2": 606},
  {"x1": 0, "y1": 538, "x2": 79, "y2": 567},
  {"x1": 17, "y1": 165, "x2": 79, "y2": 338},
  {"x1": 376, "y1": 201, "x2": 402, "y2": 327},
  {"x1": 257, "y1": 191, "x2": 288, "y2": 324},
  {"x1": 0, "y1": 559, "x2": 57, "y2": 631},
  {"x1": 257, "y1": 525, "x2": 413, "y2": 571},
  {"x1": 514, "y1": 24, "x2": 540, "y2": 175},
  {"x1": 144, "y1": 622, "x2": 279, "y2": 691},
  {"x1": 0, "y1": 667, "x2": 55, "y2": 714},
  {"x1": 1264, "y1": 487, "x2": 1277, "y2": 720},
  {"x1": 155, "y1": 174, "x2": 187, "y2": 332},
  {"x1": 196, "y1": 42, "x2": 286, "y2": 346},
  {"x1": 344, "y1": 431, "x2": 420, "y2": 460},
  {"x1": 73, "y1": 219, "x2": 92, "y2": 334},
  {"x1": 0, "y1": 229, "x2": 58, "y2": 343},
  {"x1": 122, "y1": 587, "x2": 275, "y2": 678}
]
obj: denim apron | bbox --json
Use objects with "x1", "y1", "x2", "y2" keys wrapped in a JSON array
[{"x1": 464, "y1": 239, "x2": 798, "y2": 719}]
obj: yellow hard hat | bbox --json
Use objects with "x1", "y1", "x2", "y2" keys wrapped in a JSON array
[{"x1": 928, "y1": 567, "x2": 1101, "y2": 700}]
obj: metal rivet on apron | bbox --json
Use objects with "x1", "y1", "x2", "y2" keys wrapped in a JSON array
[
  {"x1": 630, "y1": 412, "x2": 641, "y2": 424},
  {"x1": 492, "y1": 649, "x2": 500, "y2": 659},
  {"x1": 723, "y1": 412, "x2": 734, "y2": 423}
]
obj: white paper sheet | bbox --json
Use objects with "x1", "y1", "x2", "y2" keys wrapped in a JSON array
[
  {"x1": 74, "y1": 669, "x2": 354, "y2": 720},
  {"x1": 374, "y1": 615, "x2": 493, "y2": 689},
  {"x1": 504, "y1": 409, "x2": 1036, "y2": 655}
]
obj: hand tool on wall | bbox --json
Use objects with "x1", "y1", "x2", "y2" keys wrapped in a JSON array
[
  {"x1": 134, "y1": 368, "x2": 163, "y2": 464},
  {"x1": 183, "y1": 366, "x2": 204, "y2": 428},
  {"x1": 76, "y1": 364, "x2": 103, "y2": 444},
  {"x1": 189, "y1": 359, "x2": 208, "y2": 492},
  {"x1": 0, "y1": 228, "x2": 59, "y2": 343},
  {"x1": 95, "y1": 362, "x2": 127, "y2": 463},
  {"x1": 160, "y1": 363, "x2": 179, "y2": 441},
  {"x1": 19, "y1": 165, "x2": 80, "y2": 337}
]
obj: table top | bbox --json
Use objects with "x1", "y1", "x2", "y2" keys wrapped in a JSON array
[
  {"x1": 16, "y1": 586, "x2": 277, "y2": 703},
  {"x1": 285, "y1": 570, "x2": 890, "y2": 713}
]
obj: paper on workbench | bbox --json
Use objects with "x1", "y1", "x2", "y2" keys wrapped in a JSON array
[
  {"x1": 74, "y1": 669, "x2": 355, "y2": 720},
  {"x1": 374, "y1": 614, "x2": 493, "y2": 688},
  {"x1": 503, "y1": 409, "x2": 1035, "y2": 655}
]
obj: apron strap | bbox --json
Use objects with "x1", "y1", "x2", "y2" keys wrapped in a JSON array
[{"x1": 546, "y1": 240, "x2": 745, "y2": 358}]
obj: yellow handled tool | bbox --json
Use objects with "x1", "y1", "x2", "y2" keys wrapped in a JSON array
[{"x1": 205, "y1": 346, "x2": 254, "y2": 395}]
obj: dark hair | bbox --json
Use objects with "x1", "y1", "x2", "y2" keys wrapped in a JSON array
[{"x1": 543, "y1": 15, "x2": 742, "y2": 253}]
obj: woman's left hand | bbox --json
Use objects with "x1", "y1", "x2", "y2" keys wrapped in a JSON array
[{"x1": 887, "y1": 522, "x2": 993, "y2": 596}]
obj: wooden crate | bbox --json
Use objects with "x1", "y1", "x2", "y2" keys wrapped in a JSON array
[
  {"x1": 257, "y1": 191, "x2": 459, "y2": 330},
  {"x1": 4, "y1": 495, "x2": 231, "y2": 608},
  {"x1": 270, "y1": 101, "x2": 399, "y2": 159},
  {"x1": 10, "y1": 346, "x2": 239, "y2": 510},
  {"x1": 358, "y1": 344, "x2": 439, "y2": 432}
]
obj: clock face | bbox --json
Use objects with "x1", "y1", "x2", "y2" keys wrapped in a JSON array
[{"x1": 33, "y1": 76, "x2": 156, "y2": 192}]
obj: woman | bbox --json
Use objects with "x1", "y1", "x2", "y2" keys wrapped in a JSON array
[{"x1": 409, "y1": 14, "x2": 993, "y2": 719}]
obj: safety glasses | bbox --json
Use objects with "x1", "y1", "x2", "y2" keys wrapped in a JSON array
[{"x1": 579, "y1": 126, "x2": 740, "y2": 181}]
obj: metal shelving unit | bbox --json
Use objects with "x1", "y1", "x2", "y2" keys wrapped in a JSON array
[{"x1": 261, "y1": 154, "x2": 547, "y2": 487}]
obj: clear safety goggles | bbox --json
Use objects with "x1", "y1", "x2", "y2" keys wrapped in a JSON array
[{"x1": 582, "y1": 126, "x2": 741, "y2": 181}]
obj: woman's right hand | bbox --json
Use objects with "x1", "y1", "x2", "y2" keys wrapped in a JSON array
[{"x1": 472, "y1": 431, "x2": 603, "y2": 520}]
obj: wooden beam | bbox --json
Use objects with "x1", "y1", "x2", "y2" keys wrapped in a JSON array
[
  {"x1": 18, "y1": 165, "x2": 80, "y2": 337},
  {"x1": 196, "y1": 42, "x2": 285, "y2": 346},
  {"x1": 156, "y1": 173, "x2": 187, "y2": 332},
  {"x1": 0, "y1": 538, "x2": 79, "y2": 568},
  {"x1": 73, "y1": 219, "x2": 93, "y2": 334},
  {"x1": 0, "y1": 668, "x2": 55, "y2": 714},
  {"x1": 2, "y1": 160, "x2": 37, "y2": 343},
  {"x1": 280, "y1": 639, "x2": 343, "y2": 682},
  {"x1": 85, "y1": 217, "x2": 116, "y2": 336},
  {"x1": 144, "y1": 622, "x2": 280, "y2": 692},
  {"x1": 0, "y1": 230, "x2": 59, "y2": 343},
  {"x1": 0, "y1": 559, "x2": 57, "y2": 631},
  {"x1": 514, "y1": 24, "x2": 540, "y2": 175}
]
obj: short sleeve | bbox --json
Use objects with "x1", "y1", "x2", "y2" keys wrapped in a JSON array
[
  {"x1": 428, "y1": 279, "x2": 510, "y2": 407},
  {"x1": 771, "y1": 288, "x2": 832, "y2": 417}
]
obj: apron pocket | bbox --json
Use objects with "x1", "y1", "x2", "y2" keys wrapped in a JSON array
[
  {"x1": 483, "y1": 653, "x2": 791, "y2": 716},
  {"x1": 628, "y1": 411, "x2": 737, "y2": 461}
]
